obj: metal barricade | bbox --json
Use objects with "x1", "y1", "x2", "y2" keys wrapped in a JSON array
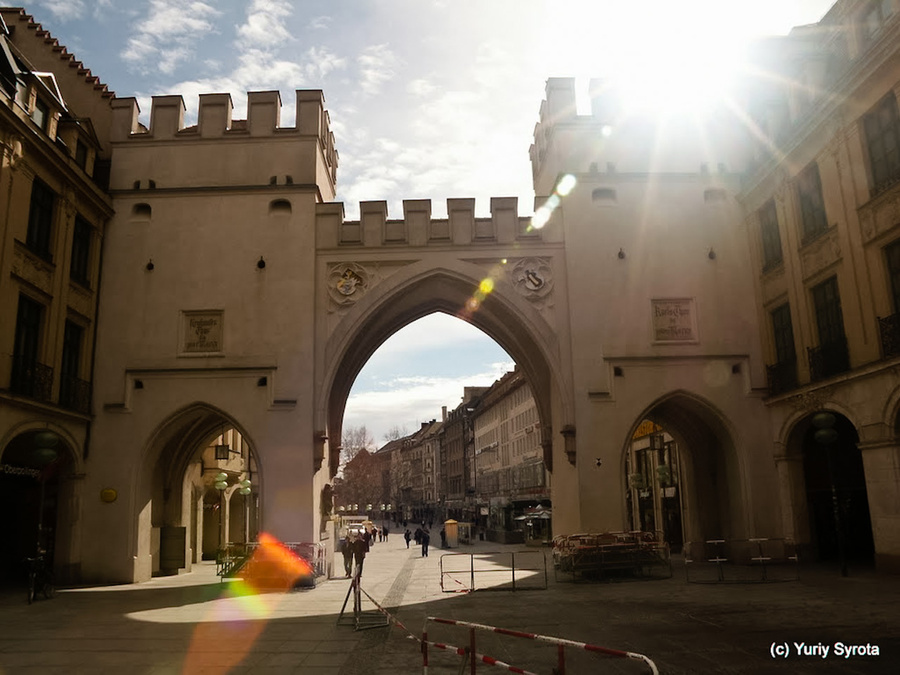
[
  {"x1": 683, "y1": 537, "x2": 799, "y2": 583},
  {"x1": 217, "y1": 540, "x2": 327, "y2": 581},
  {"x1": 439, "y1": 550, "x2": 547, "y2": 593}
]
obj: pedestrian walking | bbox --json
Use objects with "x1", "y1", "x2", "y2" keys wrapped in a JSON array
[
  {"x1": 348, "y1": 530, "x2": 367, "y2": 577},
  {"x1": 384, "y1": 525, "x2": 390, "y2": 542},
  {"x1": 341, "y1": 531, "x2": 354, "y2": 577},
  {"x1": 440, "y1": 527, "x2": 447, "y2": 549},
  {"x1": 404, "y1": 529, "x2": 411, "y2": 548},
  {"x1": 421, "y1": 528, "x2": 430, "y2": 557}
]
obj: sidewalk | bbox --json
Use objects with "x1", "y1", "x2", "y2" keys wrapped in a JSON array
[{"x1": 0, "y1": 536, "x2": 897, "y2": 673}]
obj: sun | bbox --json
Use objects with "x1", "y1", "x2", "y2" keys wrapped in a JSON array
[{"x1": 551, "y1": 1, "x2": 754, "y2": 119}]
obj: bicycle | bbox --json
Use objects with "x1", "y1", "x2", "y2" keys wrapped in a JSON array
[{"x1": 25, "y1": 553, "x2": 55, "y2": 604}]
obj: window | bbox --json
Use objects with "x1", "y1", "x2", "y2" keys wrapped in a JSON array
[
  {"x1": 759, "y1": 199, "x2": 783, "y2": 271},
  {"x1": 32, "y1": 97, "x2": 49, "y2": 132},
  {"x1": 11, "y1": 294, "x2": 45, "y2": 398},
  {"x1": 886, "y1": 239, "x2": 900, "y2": 312},
  {"x1": 860, "y1": 0, "x2": 893, "y2": 44},
  {"x1": 771, "y1": 303, "x2": 796, "y2": 365},
  {"x1": 70, "y1": 216, "x2": 92, "y2": 286},
  {"x1": 797, "y1": 163, "x2": 828, "y2": 242},
  {"x1": 60, "y1": 321, "x2": 83, "y2": 385},
  {"x1": 75, "y1": 140, "x2": 88, "y2": 170},
  {"x1": 812, "y1": 276, "x2": 846, "y2": 345},
  {"x1": 863, "y1": 92, "x2": 900, "y2": 195},
  {"x1": 25, "y1": 178, "x2": 55, "y2": 260}
]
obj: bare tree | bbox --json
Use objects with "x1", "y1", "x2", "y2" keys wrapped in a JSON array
[
  {"x1": 383, "y1": 424, "x2": 409, "y2": 442},
  {"x1": 341, "y1": 424, "x2": 374, "y2": 466}
]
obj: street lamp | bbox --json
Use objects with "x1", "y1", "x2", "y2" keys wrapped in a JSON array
[{"x1": 214, "y1": 472, "x2": 228, "y2": 550}]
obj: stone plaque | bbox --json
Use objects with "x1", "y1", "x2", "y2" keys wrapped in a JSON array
[
  {"x1": 651, "y1": 298, "x2": 698, "y2": 343},
  {"x1": 182, "y1": 310, "x2": 223, "y2": 353}
]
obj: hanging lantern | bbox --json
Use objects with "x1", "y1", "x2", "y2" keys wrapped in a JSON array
[
  {"x1": 34, "y1": 430, "x2": 59, "y2": 448},
  {"x1": 811, "y1": 412, "x2": 836, "y2": 429}
]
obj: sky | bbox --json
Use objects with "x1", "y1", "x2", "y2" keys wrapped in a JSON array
[{"x1": 24, "y1": 0, "x2": 837, "y2": 445}]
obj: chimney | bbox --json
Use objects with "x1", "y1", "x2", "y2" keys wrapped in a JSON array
[{"x1": 442, "y1": 406, "x2": 447, "y2": 422}]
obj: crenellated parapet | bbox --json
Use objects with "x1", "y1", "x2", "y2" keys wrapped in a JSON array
[
  {"x1": 109, "y1": 89, "x2": 338, "y2": 197},
  {"x1": 315, "y1": 196, "x2": 560, "y2": 249}
]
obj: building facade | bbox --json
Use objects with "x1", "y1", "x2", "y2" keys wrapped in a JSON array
[
  {"x1": 472, "y1": 368, "x2": 551, "y2": 542},
  {"x1": 740, "y1": 0, "x2": 900, "y2": 570},
  {"x1": 0, "y1": 10, "x2": 114, "y2": 585},
  {"x1": 2, "y1": 1, "x2": 900, "y2": 585}
]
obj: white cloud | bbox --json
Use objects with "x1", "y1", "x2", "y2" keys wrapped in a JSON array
[
  {"x1": 375, "y1": 314, "x2": 511, "y2": 356},
  {"x1": 122, "y1": 0, "x2": 219, "y2": 74},
  {"x1": 35, "y1": 0, "x2": 85, "y2": 21},
  {"x1": 344, "y1": 363, "x2": 514, "y2": 445},
  {"x1": 357, "y1": 44, "x2": 398, "y2": 96},
  {"x1": 309, "y1": 16, "x2": 331, "y2": 31},
  {"x1": 303, "y1": 47, "x2": 347, "y2": 81},
  {"x1": 237, "y1": 0, "x2": 292, "y2": 49},
  {"x1": 407, "y1": 78, "x2": 437, "y2": 98}
]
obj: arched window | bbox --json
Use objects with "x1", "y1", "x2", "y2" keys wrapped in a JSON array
[
  {"x1": 132, "y1": 203, "x2": 152, "y2": 221},
  {"x1": 591, "y1": 187, "x2": 617, "y2": 203},
  {"x1": 269, "y1": 199, "x2": 292, "y2": 216}
]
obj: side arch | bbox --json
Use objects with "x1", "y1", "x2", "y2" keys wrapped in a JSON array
[
  {"x1": 620, "y1": 389, "x2": 748, "y2": 545},
  {"x1": 0, "y1": 419, "x2": 85, "y2": 476},
  {"x1": 317, "y1": 260, "x2": 573, "y2": 474}
]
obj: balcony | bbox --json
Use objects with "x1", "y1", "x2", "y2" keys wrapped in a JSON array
[
  {"x1": 10, "y1": 356, "x2": 53, "y2": 403},
  {"x1": 807, "y1": 337, "x2": 850, "y2": 383},
  {"x1": 59, "y1": 375, "x2": 91, "y2": 415},
  {"x1": 879, "y1": 313, "x2": 900, "y2": 360},
  {"x1": 766, "y1": 359, "x2": 798, "y2": 396}
]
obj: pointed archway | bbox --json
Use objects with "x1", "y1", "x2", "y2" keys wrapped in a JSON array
[
  {"x1": 134, "y1": 403, "x2": 261, "y2": 578},
  {"x1": 318, "y1": 263, "x2": 572, "y2": 480}
]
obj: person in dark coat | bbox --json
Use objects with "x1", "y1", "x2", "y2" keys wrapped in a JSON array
[
  {"x1": 421, "y1": 528, "x2": 431, "y2": 557},
  {"x1": 404, "y1": 529, "x2": 411, "y2": 548},
  {"x1": 341, "y1": 532, "x2": 354, "y2": 577},
  {"x1": 348, "y1": 530, "x2": 367, "y2": 577},
  {"x1": 440, "y1": 527, "x2": 447, "y2": 549}
]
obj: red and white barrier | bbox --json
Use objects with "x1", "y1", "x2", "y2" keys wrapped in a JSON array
[
  {"x1": 421, "y1": 635, "x2": 539, "y2": 675},
  {"x1": 425, "y1": 616, "x2": 659, "y2": 675}
]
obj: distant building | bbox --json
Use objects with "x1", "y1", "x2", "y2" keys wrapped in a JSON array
[{"x1": 472, "y1": 368, "x2": 550, "y2": 543}]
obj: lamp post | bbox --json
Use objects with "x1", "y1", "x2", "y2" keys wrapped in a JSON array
[
  {"x1": 812, "y1": 412, "x2": 847, "y2": 577},
  {"x1": 214, "y1": 472, "x2": 228, "y2": 551},
  {"x1": 33, "y1": 431, "x2": 58, "y2": 554}
]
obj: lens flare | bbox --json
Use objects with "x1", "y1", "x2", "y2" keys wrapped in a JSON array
[
  {"x1": 556, "y1": 174, "x2": 577, "y2": 196},
  {"x1": 180, "y1": 532, "x2": 315, "y2": 673},
  {"x1": 479, "y1": 278, "x2": 494, "y2": 295},
  {"x1": 531, "y1": 207, "x2": 551, "y2": 230}
]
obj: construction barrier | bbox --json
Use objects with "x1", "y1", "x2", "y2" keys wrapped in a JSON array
[
  {"x1": 439, "y1": 550, "x2": 547, "y2": 593},
  {"x1": 423, "y1": 616, "x2": 659, "y2": 674},
  {"x1": 683, "y1": 538, "x2": 799, "y2": 583},
  {"x1": 333, "y1": 575, "x2": 658, "y2": 672}
]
